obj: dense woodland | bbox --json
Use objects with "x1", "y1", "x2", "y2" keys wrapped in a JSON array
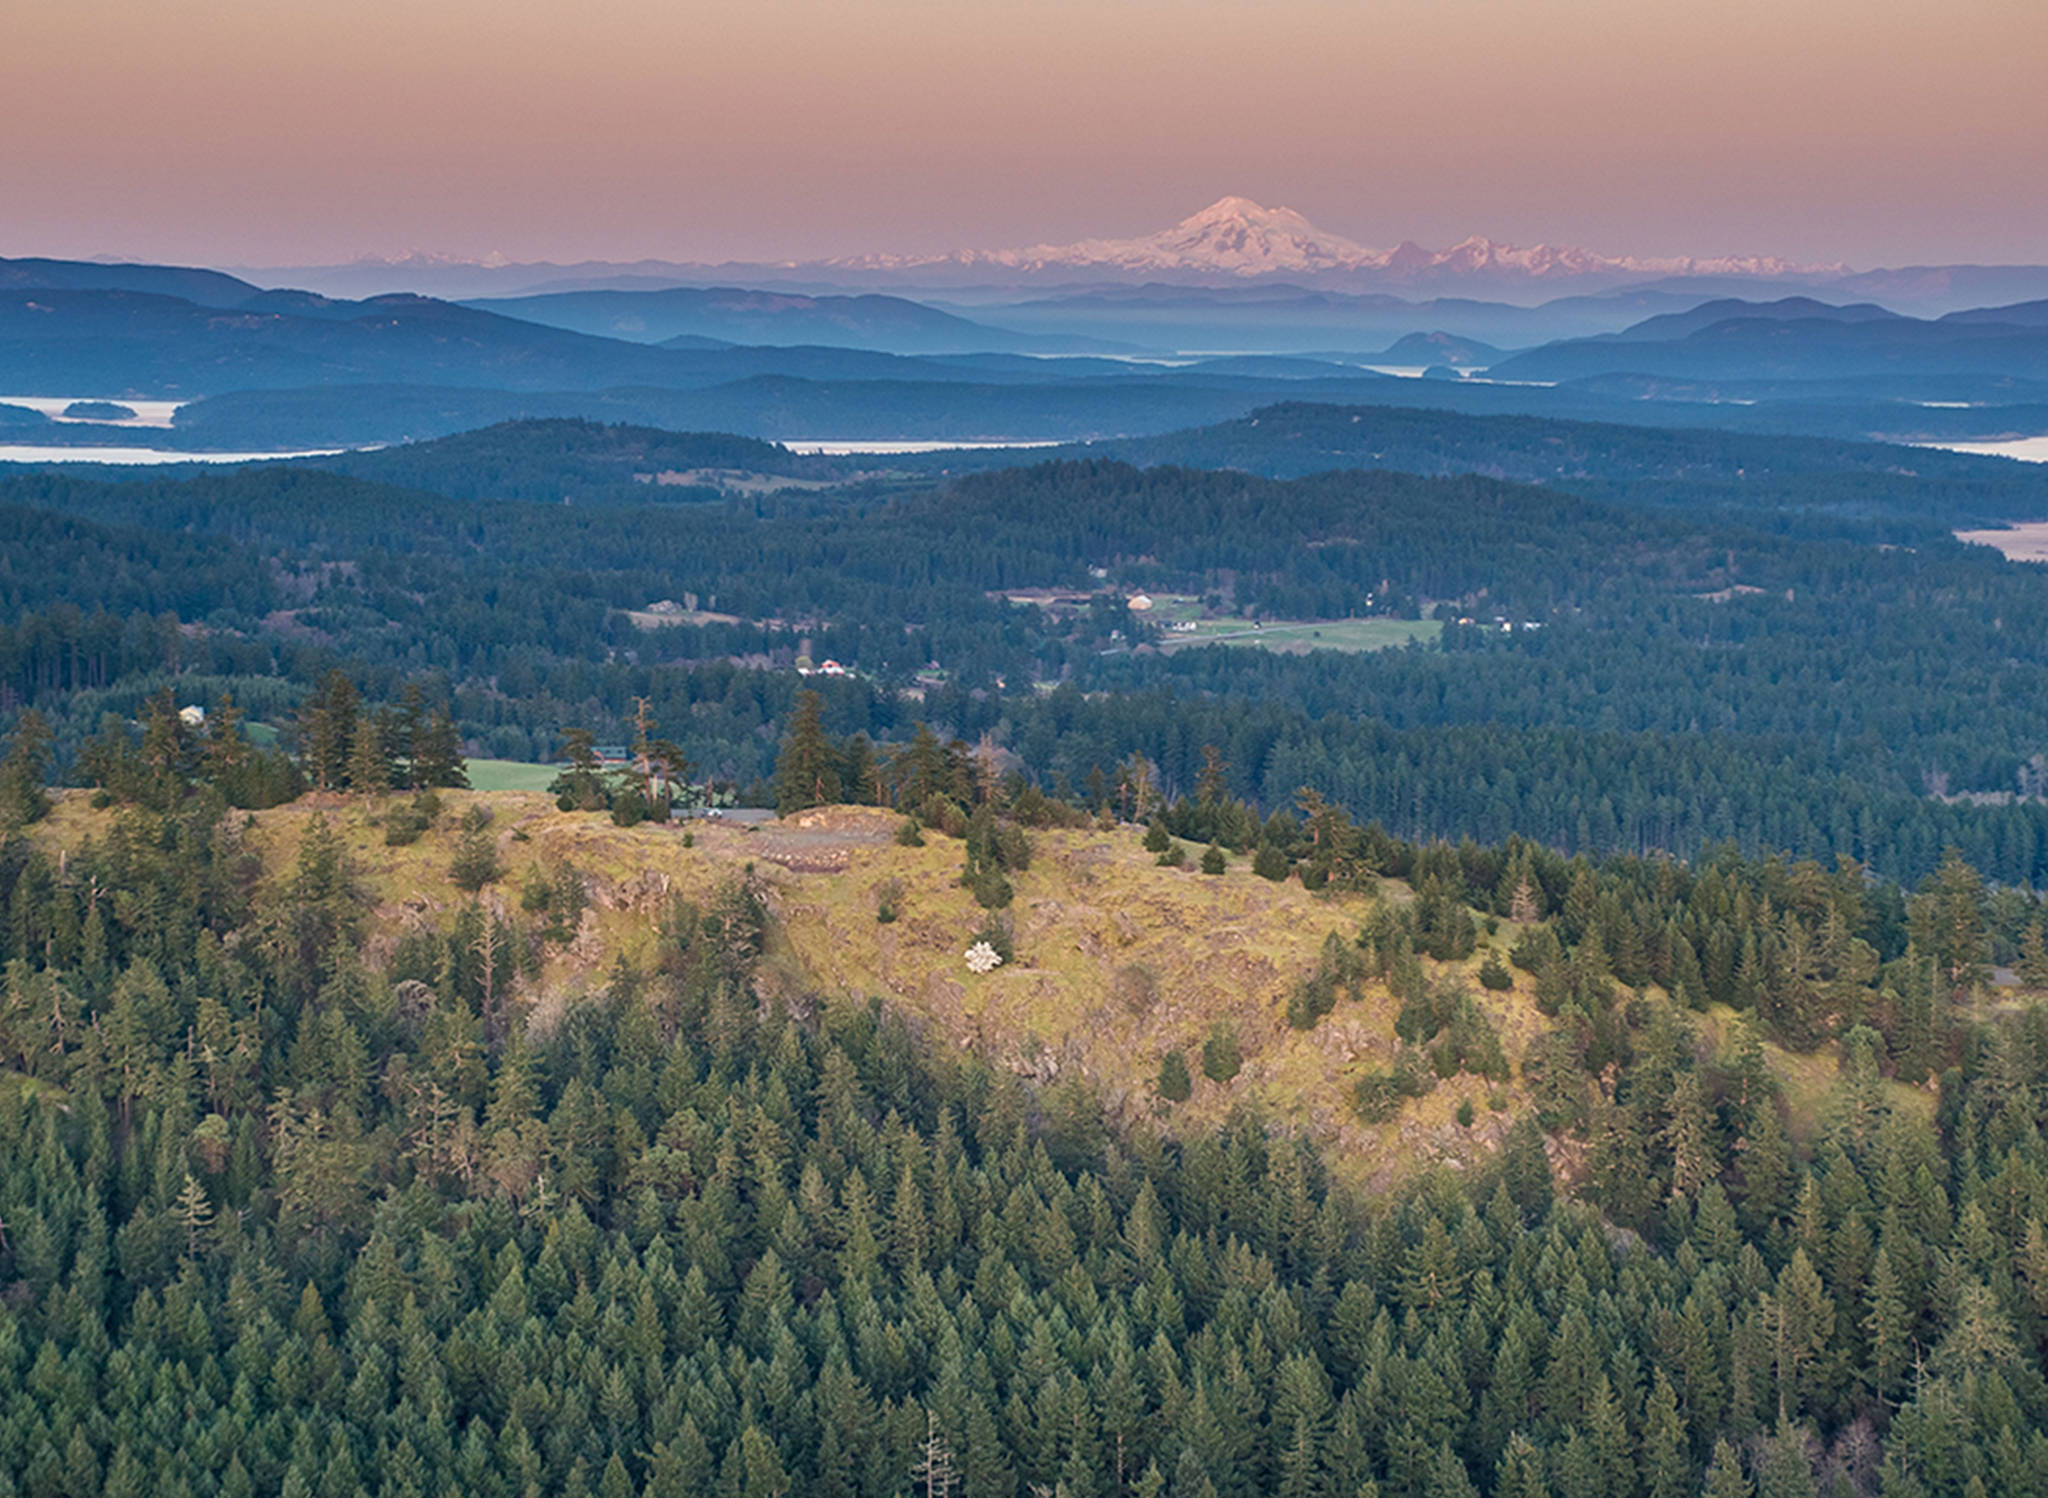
[
  {"x1": 10, "y1": 409, "x2": 2048, "y2": 1492},
  {"x1": 7, "y1": 720, "x2": 2048, "y2": 1496},
  {"x1": 14, "y1": 427, "x2": 2048, "y2": 881}
]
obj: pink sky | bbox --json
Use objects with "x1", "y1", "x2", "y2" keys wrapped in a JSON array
[{"x1": 5, "y1": 0, "x2": 2043, "y2": 268}]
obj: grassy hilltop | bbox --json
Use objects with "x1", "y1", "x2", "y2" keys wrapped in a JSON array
[{"x1": 34, "y1": 786, "x2": 1892, "y2": 1189}]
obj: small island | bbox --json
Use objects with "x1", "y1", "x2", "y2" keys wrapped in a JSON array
[
  {"x1": 0, "y1": 402, "x2": 50, "y2": 428},
  {"x1": 61, "y1": 399, "x2": 137, "y2": 421}
]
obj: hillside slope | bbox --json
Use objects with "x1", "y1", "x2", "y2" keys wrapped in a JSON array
[{"x1": 31, "y1": 789, "x2": 1859, "y2": 1186}]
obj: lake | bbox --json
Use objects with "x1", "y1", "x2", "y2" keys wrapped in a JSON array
[
  {"x1": 1917, "y1": 437, "x2": 2048, "y2": 463},
  {"x1": 0, "y1": 394, "x2": 185, "y2": 428},
  {"x1": 0, "y1": 444, "x2": 341, "y2": 464},
  {"x1": 779, "y1": 439, "x2": 1064, "y2": 455}
]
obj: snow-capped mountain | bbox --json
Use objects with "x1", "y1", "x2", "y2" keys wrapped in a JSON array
[
  {"x1": 993, "y1": 196, "x2": 1376, "y2": 277},
  {"x1": 832, "y1": 197, "x2": 1836, "y2": 289},
  {"x1": 248, "y1": 198, "x2": 1869, "y2": 303}
]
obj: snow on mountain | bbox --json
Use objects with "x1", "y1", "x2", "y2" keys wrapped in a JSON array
[
  {"x1": 1002, "y1": 196, "x2": 1378, "y2": 276},
  {"x1": 832, "y1": 197, "x2": 1834, "y2": 285},
  {"x1": 246, "y1": 199, "x2": 1853, "y2": 301}
]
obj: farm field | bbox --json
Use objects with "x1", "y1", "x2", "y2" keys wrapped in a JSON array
[
  {"x1": 1135, "y1": 592, "x2": 1439, "y2": 653},
  {"x1": 1156, "y1": 615, "x2": 1441, "y2": 653},
  {"x1": 461, "y1": 757, "x2": 563, "y2": 792}
]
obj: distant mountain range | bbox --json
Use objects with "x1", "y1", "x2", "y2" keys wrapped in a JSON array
[
  {"x1": 1490, "y1": 296, "x2": 2048, "y2": 383},
  {"x1": 461, "y1": 286, "x2": 1127, "y2": 356},
  {"x1": 234, "y1": 198, "x2": 2048, "y2": 314},
  {"x1": 0, "y1": 266, "x2": 1035, "y2": 397},
  {"x1": 828, "y1": 196, "x2": 1833, "y2": 288},
  {"x1": 7, "y1": 250, "x2": 2048, "y2": 455}
]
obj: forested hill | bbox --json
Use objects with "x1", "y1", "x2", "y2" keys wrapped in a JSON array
[
  {"x1": 315, "y1": 420, "x2": 852, "y2": 503},
  {"x1": 8, "y1": 762, "x2": 2048, "y2": 1498},
  {"x1": 287, "y1": 407, "x2": 2048, "y2": 531},
  {"x1": 1052, "y1": 401, "x2": 2048, "y2": 532}
]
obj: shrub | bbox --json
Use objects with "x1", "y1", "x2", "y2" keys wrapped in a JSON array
[
  {"x1": 968, "y1": 865, "x2": 1013, "y2": 909},
  {"x1": 1511, "y1": 921, "x2": 1563, "y2": 974},
  {"x1": 1143, "y1": 820, "x2": 1172, "y2": 854},
  {"x1": 1433, "y1": 991, "x2": 1511, "y2": 1082},
  {"x1": 610, "y1": 785, "x2": 649, "y2": 827},
  {"x1": 384, "y1": 787, "x2": 440, "y2": 845},
  {"x1": 876, "y1": 877, "x2": 904, "y2": 924},
  {"x1": 1201, "y1": 843, "x2": 1227, "y2": 875},
  {"x1": 1288, "y1": 972, "x2": 1338, "y2": 1030},
  {"x1": 919, "y1": 795, "x2": 968, "y2": 838},
  {"x1": 1157, "y1": 1050, "x2": 1192, "y2": 1102},
  {"x1": 972, "y1": 910, "x2": 1015, "y2": 965},
  {"x1": 1352, "y1": 1046, "x2": 1438, "y2": 1122},
  {"x1": 1155, "y1": 839, "x2": 1187, "y2": 868},
  {"x1": 962, "y1": 805, "x2": 1029, "y2": 908},
  {"x1": 1287, "y1": 931, "x2": 1368, "y2": 1031},
  {"x1": 1201, "y1": 1022, "x2": 1242, "y2": 1083},
  {"x1": 1114, "y1": 963, "x2": 1160, "y2": 1015},
  {"x1": 1479, "y1": 949, "x2": 1515, "y2": 990},
  {"x1": 1456, "y1": 1098, "x2": 1476, "y2": 1127},
  {"x1": 896, "y1": 818, "x2": 926, "y2": 847},
  {"x1": 1252, "y1": 843, "x2": 1292, "y2": 882}
]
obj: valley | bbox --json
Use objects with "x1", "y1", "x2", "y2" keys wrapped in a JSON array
[{"x1": 10, "y1": 150, "x2": 2048, "y2": 1496}]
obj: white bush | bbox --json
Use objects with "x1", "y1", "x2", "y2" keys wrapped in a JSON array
[{"x1": 964, "y1": 941, "x2": 1003, "y2": 974}]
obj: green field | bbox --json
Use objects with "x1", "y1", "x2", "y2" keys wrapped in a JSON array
[
  {"x1": 463, "y1": 758, "x2": 563, "y2": 792},
  {"x1": 1156, "y1": 616, "x2": 1440, "y2": 653}
]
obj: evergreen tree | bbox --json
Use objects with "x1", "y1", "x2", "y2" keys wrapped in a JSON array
[
  {"x1": 1201, "y1": 1023, "x2": 1242, "y2": 1083},
  {"x1": 1704, "y1": 1440, "x2": 1754, "y2": 1498},
  {"x1": 1640, "y1": 1371, "x2": 1690, "y2": 1498},
  {"x1": 774, "y1": 689, "x2": 841, "y2": 815},
  {"x1": 413, "y1": 705, "x2": 469, "y2": 788},
  {"x1": 1911, "y1": 848, "x2": 1989, "y2": 999},
  {"x1": 0, "y1": 707, "x2": 53, "y2": 826},
  {"x1": 298, "y1": 669, "x2": 359, "y2": 791},
  {"x1": 1494, "y1": 1435, "x2": 1549, "y2": 1498},
  {"x1": 2019, "y1": 919, "x2": 2048, "y2": 990},
  {"x1": 551, "y1": 728, "x2": 610, "y2": 811},
  {"x1": 450, "y1": 807, "x2": 502, "y2": 892},
  {"x1": 348, "y1": 709, "x2": 394, "y2": 795}
]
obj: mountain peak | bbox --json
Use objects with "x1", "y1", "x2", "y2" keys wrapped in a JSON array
[{"x1": 1177, "y1": 196, "x2": 1318, "y2": 232}]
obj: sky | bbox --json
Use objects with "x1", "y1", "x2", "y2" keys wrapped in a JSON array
[{"x1": 4, "y1": 0, "x2": 2045, "y2": 270}]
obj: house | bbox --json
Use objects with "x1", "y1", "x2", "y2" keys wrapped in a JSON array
[
  {"x1": 1127, "y1": 594, "x2": 1155, "y2": 611},
  {"x1": 178, "y1": 705, "x2": 206, "y2": 727}
]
